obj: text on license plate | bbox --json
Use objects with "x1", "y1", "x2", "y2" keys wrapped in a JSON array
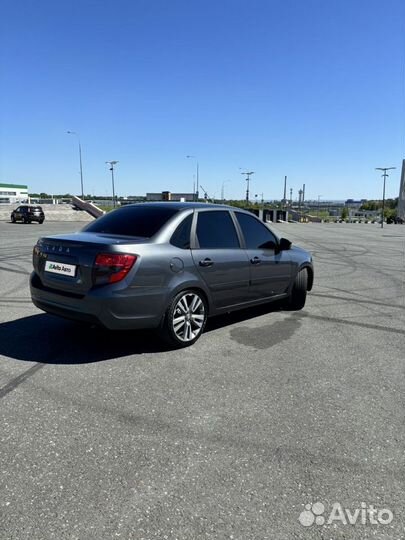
[{"x1": 45, "y1": 260, "x2": 77, "y2": 277}]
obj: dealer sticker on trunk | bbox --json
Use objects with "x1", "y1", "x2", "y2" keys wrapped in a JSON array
[{"x1": 45, "y1": 260, "x2": 76, "y2": 277}]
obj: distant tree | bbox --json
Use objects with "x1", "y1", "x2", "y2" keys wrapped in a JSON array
[
  {"x1": 360, "y1": 200, "x2": 379, "y2": 211},
  {"x1": 228, "y1": 200, "x2": 255, "y2": 209},
  {"x1": 386, "y1": 198, "x2": 398, "y2": 209},
  {"x1": 341, "y1": 207, "x2": 349, "y2": 219},
  {"x1": 384, "y1": 208, "x2": 397, "y2": 219}
]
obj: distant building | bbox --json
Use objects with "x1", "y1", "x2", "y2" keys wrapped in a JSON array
[
  {"x1": 0, "y1": 183, "x2": 29, "y2": 204},
  {"x1": 345, "y1": 199, "x2": 367, "y2": 208},
  {"x1": 146, "y1": 191, "x2": 194, "y2": 202}
]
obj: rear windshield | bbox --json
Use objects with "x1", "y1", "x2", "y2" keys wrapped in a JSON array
[{"x1": 83, "y1": 205, "x2": 180, "y2": 238}]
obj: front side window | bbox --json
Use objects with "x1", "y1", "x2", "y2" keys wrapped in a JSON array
[
  {"x1": 84, "y1": 205, "x2": 179, "y2": 237},
  {"x1": 196, "y1": 211, "x2": 240, "y2": 249},
  {"x1": 235, "y1": 212, "x2": 277, "y2": 249}
]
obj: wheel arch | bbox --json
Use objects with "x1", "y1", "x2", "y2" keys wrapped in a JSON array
[
  {"x1": 298, "y1": 263, "x2": 314, "y2": 291},
  {"x1": 160, "y1": 279, "x2": 212, "y2": 326}
]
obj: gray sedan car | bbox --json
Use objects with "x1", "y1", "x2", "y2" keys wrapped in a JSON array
[{"x1": 30, "y1": 203, "x2": 313, "y2": 347}]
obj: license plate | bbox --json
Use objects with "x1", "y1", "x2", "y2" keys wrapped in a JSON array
[{"x1": 45, "y1": 260, "x2": 76, "y2": 277}]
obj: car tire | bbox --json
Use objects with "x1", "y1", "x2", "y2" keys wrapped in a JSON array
[
  {"x1": 11, "y1": 215, "x2": 16, "y2": 223},
  {"x1": 287, "y1": 269, "x2": 308, "y2": 310},
  {"x1": 159, "y1": 289, "x2": 208, "y2": 348},
  {"x1": 39, "y1": 219, "x2": 44, "y2": 224}
]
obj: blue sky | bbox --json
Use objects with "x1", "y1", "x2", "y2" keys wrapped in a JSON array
[{"x1": 1, "y1": 0, "x2": 404, "y2": 200}]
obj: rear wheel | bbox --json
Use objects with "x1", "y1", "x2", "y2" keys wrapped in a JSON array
[
  {"x1": 160, "y1": 290, "x2": 208, "y2": 348},
  {"x1": 287, "y1": 269, "x2": 308, "y2": 310},
  {"x1": 23, "y1": 217, "x2": 29, "y2": 224}
]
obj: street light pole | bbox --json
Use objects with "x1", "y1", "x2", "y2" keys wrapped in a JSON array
[
  {"x1": 240, "y1": 170, "x2": 255, "y2": 203},
  {"x1": 106, "y1": 161, "x2": 119, "y2": 208},
  {"x1": 376, "y1": 167, "x2": 396, "y2": 229},
  {"x1": 67, "y1": 131, "x2": 84, "y2": 198},
  {"x1": 221, "y1": 180, "x2": 230, "y2": 202},
  {"x1": 186, "y1": 155, "x2": 199, "y2": 201}
]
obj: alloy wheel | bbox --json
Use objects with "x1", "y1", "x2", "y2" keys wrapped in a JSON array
[{"x1": 172, "y1": 292, "x2": 205, "y2": 342}]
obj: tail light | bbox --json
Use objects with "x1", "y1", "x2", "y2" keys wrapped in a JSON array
[
  {"x1": 93, "y1": 253, "x2": 137, "y2": 285},
  {"x1": 32, "y1": 244, "x2": 41, "y2": 266}
]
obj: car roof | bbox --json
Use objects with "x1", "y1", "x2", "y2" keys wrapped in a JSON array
[{"x1": 119, "y1": 202, "x2": 249, "y2": 212}]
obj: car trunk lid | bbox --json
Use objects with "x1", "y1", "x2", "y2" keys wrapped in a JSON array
[{"x1": 33, "y1": 232, "x2": 146, "y2": 294}]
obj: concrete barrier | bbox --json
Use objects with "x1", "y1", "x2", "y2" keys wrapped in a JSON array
[{"x1": 0, "y1": 203, "x2": 95, "y2": 222}]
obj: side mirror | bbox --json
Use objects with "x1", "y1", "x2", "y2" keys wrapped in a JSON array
[{"x1": 279, "y1": 237, "x2": 292, "y2": 251}]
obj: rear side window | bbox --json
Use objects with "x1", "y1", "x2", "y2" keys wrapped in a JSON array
[
  {"x1": 84, "y1": 205, "x2": 179, "y2": 237},
  {"x1": 196, "y1": 211, "x2": 240, "y2": 249},
  {"x1": 235, "y1": 212, "x2": 278, "y2": 249},
  {"x1": 171, "y1": 214, "x2": 192, "y2": 249}
]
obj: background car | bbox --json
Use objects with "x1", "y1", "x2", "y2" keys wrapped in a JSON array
[
  {"x1": 30, "y1": 203, "x2": 313, "y2": 347},
  {"x1": 11, "y1": 205, "x2": 45, "y2": 224}
]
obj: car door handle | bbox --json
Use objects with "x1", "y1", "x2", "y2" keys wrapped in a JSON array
[
  {"x1": 250, "y1": 257, "x2": 261, "y2": 265},
  {"x1": 199, "y1": 258, "x2": 214, "y2": 267}
]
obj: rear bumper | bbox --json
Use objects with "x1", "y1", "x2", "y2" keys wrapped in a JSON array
[
  {"x1": 30, "y1": 272, "x2": 166, "y2": 330},
  {"x1": 24, "y1": 215, "x2": 44, "y2": 221}
]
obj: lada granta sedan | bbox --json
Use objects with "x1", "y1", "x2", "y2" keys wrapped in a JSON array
[{"x1": 30, "y1": 203, "x2": 314, "y2": 347}]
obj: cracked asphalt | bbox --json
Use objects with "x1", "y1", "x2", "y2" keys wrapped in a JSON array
[{"x1": 0, "y1": 220, "x2": 404, "y2": 539}]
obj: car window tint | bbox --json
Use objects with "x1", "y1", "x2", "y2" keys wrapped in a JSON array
[
  {"x1": 83, "y1": 205, "x2": 179, "y2": 237},
  {"x1": 196, "y1": 211, "x2": 240, "y2": 249},
  {"x1": 236, "y1": 212, "x2": 277, "y2": 249},
  {"x1": 171, "y1": 214, "x2": 192, "y2": 249}
]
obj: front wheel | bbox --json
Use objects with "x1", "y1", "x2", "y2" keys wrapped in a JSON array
[
  {"x1": 159, "y1": 290, "x2": 208, "y2": 348},
  {"x1": 11, "y1": 215, "x2": 16, "y2": 223},
  {"x1": 287, "y1": 269, "x2": 308, "y2": 310},
  {"x1": 39, "y1": 219, "x2": 44, "y2": 224}
]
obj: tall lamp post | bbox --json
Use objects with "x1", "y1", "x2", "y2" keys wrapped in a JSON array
[
  {"x1": 221, "y1": 180, "x2": 230, "y2": 202},
  {"x1": 106, "y1": 161, "x2": 119, "y2": 208},
  {"x1": 376, "y1": 167, "x2": 396, "y2": 229},
  {"x1": 317, "y1": 195, "x2": 322, "y2": 217},
  {"x1": 240, "y1": 170, "x2": 255, "y2": 203},
  {"x1": 186, "y1": 155, "x2": 199, "y2": 201},
  {"x1": 67, "y1": 131, "x2": 84, "y2": 199}
]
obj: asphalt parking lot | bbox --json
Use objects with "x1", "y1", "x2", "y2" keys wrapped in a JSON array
[{"x1": 0, "y1": 220, "x2": 404, "y2": 540}]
